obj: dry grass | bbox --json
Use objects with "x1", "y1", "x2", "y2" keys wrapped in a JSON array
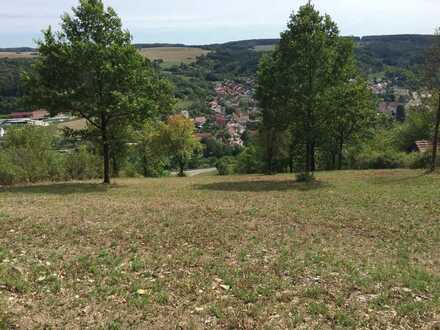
[
  {"x1": 139, "y1": 47, "x2": 209, "y2": 64},
  {"x1": 56, "y1": 119, "x2": 88, "y2": 131},
  {"x1": 0, "y1": 52, "x2": 38, "y2": 59},
  {"x1": 0, "y1": 170, "x2": 439, "y2": 329}
]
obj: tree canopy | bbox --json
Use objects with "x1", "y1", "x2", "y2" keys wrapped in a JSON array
[{"x1": 23, "y1": 0, "x2": 173, "y2": 183}]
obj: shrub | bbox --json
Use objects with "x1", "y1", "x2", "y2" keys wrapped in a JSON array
[
  {"x1": 236, "y1": 145, "x2": 263, "y2": 174},
  {"x1": 64, "y1": 146, "x2": 100, "y2": 180},
  {"x1": 0, "y1": 126, "x2": 59, "y2": 184},
  {"x1": 216, "y1": 156, "x2": 237, "y2": 175},
  {"x1": 296, "y1": 172, "x2": 315, "y2": 182}
]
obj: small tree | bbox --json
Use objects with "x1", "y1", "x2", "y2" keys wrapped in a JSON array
[
  {"x1": 425, "y1": 28, "x2": 440, "y2": 172},
  {"x1": 24, "y1": 0, "x2": 173, "y2": 184},
  {"x1": 158, "y1": 115, "x2": 202, "y2": 177}
]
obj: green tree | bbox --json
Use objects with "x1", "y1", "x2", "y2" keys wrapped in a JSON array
[
  {"x1": 158, "y1": 114, "x2": 202, "y2": 177},
  {"x1": 326, "y1": 77, "x2": 375, "y2": 170},
  {"x1": 256, "y1": 54, "x2": 290, "y2": 174},
  {"x1": 135, "y1": 122, "x2": 170, "y2": 177},
  {"x1": 425, "y1": 28, "x2": 440, "y2": 172},
  {"x1": 275, "y1": 4, "x2": 352, "y2": 176},
  {"x1": 23, "y1": 0, "x2": 173, "y2": 184}
]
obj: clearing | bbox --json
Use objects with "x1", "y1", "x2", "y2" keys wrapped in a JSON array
[
  {"x1": 139, "y1": 47, "x2": 209, "y2": 66},
  {"x1": 0, "y1": 52, "x2": 38, "y2": 59},
  {"x1": 0, "y1": 170, "x2": 439, "y2": 329}
]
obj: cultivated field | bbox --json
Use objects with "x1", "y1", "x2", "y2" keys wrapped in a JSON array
[
  {"x1": 0, "y1": 47, "x2": 209, "y2": 65},
  {"x1": 139, "y1": 47, "x2": 209, "y2": 66},
  {"x1": 0, "y1": 170, "x2": 439, "y2": 329},
  {"x1": 0, "y1": 52, "x2": 38, "y2": 59}
]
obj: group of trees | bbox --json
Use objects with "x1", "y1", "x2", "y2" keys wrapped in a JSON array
[
  {"x1": 1, "y1": 0, "x2": 439, "y2": 186},
  {"x1": 256, "y1": 4, "x2": 375, "y2": 178}
]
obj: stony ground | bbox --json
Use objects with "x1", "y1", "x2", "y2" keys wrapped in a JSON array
[{"x1": 0, "y1": 170, "x2": 439, "y2": 329}]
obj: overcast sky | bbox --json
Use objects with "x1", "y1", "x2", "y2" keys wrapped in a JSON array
[{"x1": 0, "y1": 0, "x2": 438, "y2": 47}]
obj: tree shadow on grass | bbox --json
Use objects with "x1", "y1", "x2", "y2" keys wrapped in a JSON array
[
  {"x1": 0, "y1": 182, "x2": 113, "y2": 195},
  {"x1": 196, "y1": 178, "x2": 330, "y2": 192}
]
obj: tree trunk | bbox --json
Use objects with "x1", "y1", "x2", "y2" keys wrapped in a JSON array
[
  {"x1": 266, "y1": 129, "x2": 274, "y2": 174},
  {"x1": 431, "y1": 92, "x2": 440, "y2": 172},
  {"x1": 305, "y1": 142, "x2": 311, "y2": 176},
  {"x1": 178, "y1": 159, "x2": 185, "y2": 177},
  {"x1": 337, "y1": 133, "x2": 344, "y2": 171},
  {"x1": 310, "y1": 142, "x2": 316, "y2": 172},
  {"x1": 288, "y1": 145, "x2": 294, "y2": 174},
  {"x1": 101, "y1": 116, "x2": 111, "y2": 184}
]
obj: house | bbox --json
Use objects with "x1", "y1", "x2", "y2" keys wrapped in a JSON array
[
  {"x1": 413, "y1": 140, "x2": 440, "y2": 153},
  {"x1": 215, "y1": 114, "x2": 226, "y2": 127},
  {"x1": 194, "y1": 116, "x2": 207, "y2": 128},
  {"x1": 378, "y1": 102, "x2": 403, "y2": 117},
  {"x1": 10, "y1": 110, "x2": 49, "y2": 120}
]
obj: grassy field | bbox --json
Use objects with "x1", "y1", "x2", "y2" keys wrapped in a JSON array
[
  {"x1": 254, "y1": 45, "x2": 276, "y2": 52},
  {"x1": 0, "y1": 170, "x2": 439, "y2": 329},
  {"x1": 139, "y1": 47, "x2": 210, "y2": 66}
]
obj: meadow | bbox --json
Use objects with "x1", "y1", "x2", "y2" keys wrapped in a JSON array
[
  {"x1": 139, "y1": 47, "x2": 210, "y2": 66},
  {"x1": 0, "y1": 170, "x2": 439, "y2": 329}
]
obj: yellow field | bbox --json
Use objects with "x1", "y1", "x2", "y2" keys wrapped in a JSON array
[
  {"x1": 0, "y1": 47, "x2": 209, "y2": 65},
  {"x1": 139, "y1": 47, "x2": 210, "y2": 64},
  {"x1": 0, "y1": 52, "x2": 38, "y2": 59}
]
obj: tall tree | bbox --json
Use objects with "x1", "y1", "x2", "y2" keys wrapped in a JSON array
[
  {"x1": 23, "y1": 0, "x2": 173, "y2": 184},
  {"x1": 425, "y1": 28, "x2": 440, "y2": 172},
  {"x1": 256, "y1": 53, "x2": 289, "y2": 174},
  {"x1": 276, "y1": 4, "x2": 349, "y2": 177}
]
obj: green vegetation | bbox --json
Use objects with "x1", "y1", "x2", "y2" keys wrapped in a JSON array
[
  {"x1": 156, "y1": 114, "x2": 202, "y2": 176},
  {"x1": 256, "y1": 4, "x2": 376, "y2": 177},
  {"x1": 23, "y1": 0, "x2": 173, "y2": 184},
  {"x1": 0, "y1": 126, "x2": 100, "y2": 185},
  {"x1": 0, "y1": 170, "x2": 439, "y2": 328}
]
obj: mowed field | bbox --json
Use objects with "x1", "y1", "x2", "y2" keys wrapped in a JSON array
[
  {"x1": 0, "y1": 170, "x2": 439, "y2": 329},
  {"x1": 139, "y1": 47, "x2": 210, "y2": 66}
]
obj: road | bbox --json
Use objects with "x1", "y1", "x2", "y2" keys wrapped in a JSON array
[{"x1": 171, "y1": 167, "x2": 217, "y2": 177}]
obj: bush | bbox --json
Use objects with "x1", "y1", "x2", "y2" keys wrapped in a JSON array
[
  {"x1": 236, "y1": 146, "x2": 263, "y2": 174},
  {"x1": 407, "y1": 152, "x2": 434, "y2": 169},
  {"x1": 0, "y1": 154, "x2": 22, "y2": 185},
  {"x1": 64, "y1": 146, "x2": 100, "y2": 180},
  {"x1": 352, "y1": 149, "x2": 408, "y2": 169},
  {"x1": 0, "y1": 126, "x2": 59, "y2": 185},
  {"x1": 216, "y1": 156, "x2": 237, "y2": 175},
  {"x1": 296, "y1": 172, "x2": 315, "y2": 182}
]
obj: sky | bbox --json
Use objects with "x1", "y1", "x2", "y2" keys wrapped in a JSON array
[{"x1": 0, "y1": 0, "x2": 439, "y2": 47}]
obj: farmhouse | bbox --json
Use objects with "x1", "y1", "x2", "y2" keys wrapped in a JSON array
[{"x1": 10, "y1": 110, "x2": 49, "y2": 120}]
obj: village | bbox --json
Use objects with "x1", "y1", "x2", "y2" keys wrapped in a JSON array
[{"x1": 0, "y1": 78, "x2": 436, "y2": 153}]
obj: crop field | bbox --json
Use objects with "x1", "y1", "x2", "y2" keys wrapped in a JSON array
[
  {"x1": 0, "y1": 47, "x2": 209, "y2": 65},
  {"x1": 139, "y1": 47, "x2": 210, "y2": 66},
  {"x1": 0, "y1": 170, "x2": 439, "y2": 329},
  {"x1": 0, "y1": 52, "x2": 38, "y2": 59}
]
